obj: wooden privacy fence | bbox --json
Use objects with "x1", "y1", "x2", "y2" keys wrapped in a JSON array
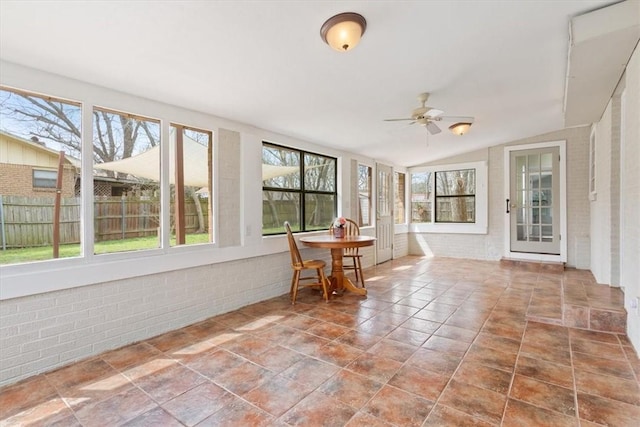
[{"x1": 0, "y1": 195, "x2": 207, "y2": 249}]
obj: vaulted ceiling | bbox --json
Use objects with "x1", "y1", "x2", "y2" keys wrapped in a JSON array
[{"x1": 0, "y1": 0, "x2": 627, "y2": 166}]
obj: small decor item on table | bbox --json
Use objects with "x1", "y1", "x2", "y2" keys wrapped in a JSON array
[{"x1": 333, "y1": 217, "x2": 346, "y2": 238}]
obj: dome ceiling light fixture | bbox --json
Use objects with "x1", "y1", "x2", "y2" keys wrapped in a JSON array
[
  {"x1": 449, "y1": 122, "x2": 473, "y2": 136},
  {"x1": 320, "y1": 12, "x2": 367, "y2": 52}
]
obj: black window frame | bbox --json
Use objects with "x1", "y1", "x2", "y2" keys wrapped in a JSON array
[
  {"x1": 434, "y1": 168, "x2": 476, "y2": 224},
  {"x1": 262, "y1": 141, "x2": 337, "y2": 235}
]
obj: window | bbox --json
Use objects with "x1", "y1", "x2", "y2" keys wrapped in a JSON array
[
  {"x1": 358, "y1": 164, "x2": 371, "y2": 226},
  {"x1": 394, "y1": 172, "x2": 405, "y2": 224},
  {"x1": 92, "y1": 107, "x2": 160, "y2": 255},
  {"x1": 0, "y1": 87, "x2": 82, "y2": 265},
  {"x1": 262, "y1": 142, "x2": 336, "y2": 234},
  {"x1": 434, "y1": 169, "x2": 475, "y2": 223},
  {"x1": 411, "y1": 171, "x2": 432, "y2": 222},
  {"x1": 409, "y1": 161, "x2": 487, "y2": 234},
  {"x1": 33, "y1": 169, "x2": 58, "y2": 189},
  {"x1": 170, "y1": 124, "x2": 213, "y2": 247}
]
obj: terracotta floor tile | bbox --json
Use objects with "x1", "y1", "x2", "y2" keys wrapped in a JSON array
[
  {"x1": 73, "y1": 386, "x2": 157, "y2": 427},
  {"x1": 361, "y1": 384, "x2": 433, "y2": 427},
  {"x1": 575, "y1": 369, "x2": 640, "y2": 406},
  {"x1": 438, "y1": 379, "x2": 507, "y2": 425},
  {"x1": 387, "y1": 365, "x2": 449, "y2": 400},
  {"x1": 213, "y1": 360, "x2": 273, "y2": 396},
  {"x1": 365, "y1": 338, "x2": 418, "y2": 362},
  {"x1": 280, "y1": 356, "x2": 340, "y2": 388},
  {"x1": 182, "y1": 348, "x2": 244, "y2": 379},
  {"x1": 435, "y1": 324, "x2": 479, "y2": 343},
  {"x1": 572, "y1": 351, "x2": 636, "y2": 380},
  {"x1": 336, "y1": 330, "x2": 382, "y2": 351},
  {"x1": 281, "y1": 390, "x2": 357, "y2": 426},
  {"x1": 45, "y1": 358, "x2": 118, "y2": 391},
  {"x1": 162, "y1": 381, "x2": 234, "y2": 426},
  {"x1": 244, "y1": 375, "x2": 315, "y2": 417},
  {"x1": 315, "y1": 341, "x2": 364, "y2": 367},
  {"x1": 133, "y1": 362, "x2": 205, "y2": 404},
  {"x1": 515, "y1": 355, "x2": 575, "y2": 389},
  {"x1": 577, "y1": 392, "x2": 640, "y2": 426},
  {"x1": 0, "y1": 374, "x2": 59, "y2": 419},
  {"x1": 569, "y1": 328, "x2": 620, "y2": 344},
  {"x1": 570, "y1": 337, "x2": 627, "y2": 360},
  {"x1": 424, "y1": 404, "x2": 495, "y2": 426},
  {"x1": 306, "y1": 320, "x2": 351, "y2": 340},
  {"x1": 503, "y1": 398, "x2": 578, "y2": 427},
  {"x1": 346, "y1": 353, "x2": 403, "y2": 383},
  {"x1": 318, "y1": 369, "x2": 383, "y2": 410},
  {"x1": 246, "y1": 344, "x2": 306, "y2": 373},
  {"x1": 510, "y1": 374, "x2": 576, "y2": 416},
  {"x1": 146, "y1": 330, "x2": 195, "y2": 353},
  {"x1": 519, "y1": 341, "x2": 572, "y2": 366},
  {"x1": 344, "y1": 411, "x2": 393, "y2": 426},
  {"x1": 423, "y1": 334, "x2": 471, "y2": 356},
  {"x1": 197, "y1": 397, "x2": 274, "y2": 426},
  {"x1": 407, "y1": 348, "x2": 462, "y2": 375},
  {"x1": 101, "y1": 342, "x2": 164, "y2": 371},
  {"x1": 454, "y1": 360, "x2": 513, "y2": 394},
  {"x1": 123, "y1": 407, "x2": 184, "y2": 427},
  {"x1": 0, "y1": 396, "x2": 75, "y2": 427},
  {"x1": 384, "y1": 325, "x2": 431, "y2": 346},
  {"x1": 218, "y1": 334, "x2": 275, "y2": 358},
  {"x1": 473, "y1": 332, "x2": 521, "y2": 355},
  {"x1": 464, "y1": 343, "x2": 518, "y2": 373}
]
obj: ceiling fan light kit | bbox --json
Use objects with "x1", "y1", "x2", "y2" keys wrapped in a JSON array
[
  {"x1": 449, "y1": 122, "x2": 472, "y2": 136},
  {"x1": 320, "y1": 12, "x2": 367, "y2": 52}
]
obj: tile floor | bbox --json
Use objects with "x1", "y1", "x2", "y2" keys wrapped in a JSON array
[{"x1": 1, "y1": 256, "x2": 639, "y2": 426}]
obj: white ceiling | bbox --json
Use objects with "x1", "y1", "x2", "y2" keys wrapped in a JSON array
[{"x1": 0, "y1": 0, "x2": 619, "y2": 167}]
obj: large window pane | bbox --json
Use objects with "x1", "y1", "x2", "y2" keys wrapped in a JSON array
[
  {"x1": 92, "y1": 108, "x2": 160, "y2": 254},
  {"x1": 305, "y1": 193, "x2": 335, "y2": 230},
  {"x1": 262, "y1": 142, "x2": 336, "y2": 234},
  {"x1": 262, "y1": 144, "x2": 300, "y2": 190},
  {"x1": 262, "y1": 190, "x2": 300, "y2": 234},
  {"x1": 358, "y1": 164, "x2": 371, "y2": 226},
  {"x1": 170, "y1": 125, "x2": 213, "y2": 247},
  {"x1": 394, "y1": 172, "x2": 405, "y2": 224},
  {"x1": 435, "y1": 169, "x2": 475, "y2": 223},
  {"x1": 0, "y1": 87, "x2": 82, "y2": 265},
  {"x1": 411, "y1": 172, "x2": 432, "y2": 222},
  {"x1": 305, "y1": 153, "x2": 335, "y2": 192}
]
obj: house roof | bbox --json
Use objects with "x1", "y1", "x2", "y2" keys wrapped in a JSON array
[
  {"x1": 1, "y1": 1, "x2": 636, "y2": 166},
  {"x1": 0, "y1": 130, "x2": 79, "y2": 168}
]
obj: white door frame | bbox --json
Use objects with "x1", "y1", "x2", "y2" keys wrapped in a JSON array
[{"x1": 503, "y1": 140, "x2": 567, "y2": 263}]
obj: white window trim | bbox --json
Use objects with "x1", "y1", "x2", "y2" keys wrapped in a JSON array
[
  {"x1": 503, "y1": 140, "x2": 567, "y2": 263},
  {"x1": 408, "y1": 160, "x2": 488, "y2": 234}
]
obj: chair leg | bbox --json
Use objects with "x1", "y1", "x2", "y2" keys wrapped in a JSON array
[
  {"x1": 356, "y1": 257, "x2": 365, "y2": 287},
  {"x1": 291, "y1": 270, "x2": 300, "y2": 304},
  {"x1": 318, "y1": 269, "x2": 330, "y2": 302},
  {"x1": 352, "y1": 258, "x2": 359, "y2": 283}
]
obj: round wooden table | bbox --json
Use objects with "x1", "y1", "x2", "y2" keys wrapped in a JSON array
[{"x1": 299, "y1": 235, "x2": 376, "y2": 296}]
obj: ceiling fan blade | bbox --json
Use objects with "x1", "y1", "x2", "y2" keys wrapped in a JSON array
[
  {"x1": 426, "y1": 122, "x2": 441, "y2": 135},
  {"x1": 383, "y1": 118, "x2": 414, "y2": 122},
  {"x1": 426, "y1": 108, "x2": 444, "y2": 117}
]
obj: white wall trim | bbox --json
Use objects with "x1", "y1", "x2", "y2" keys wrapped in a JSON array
[{"x1": 503, "y1": 140, "x2": 567, "y2": 263}]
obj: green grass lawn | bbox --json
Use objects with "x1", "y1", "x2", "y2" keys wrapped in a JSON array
[{"x1": 0, "y1": 234, "x2": 211, "y2": 265}]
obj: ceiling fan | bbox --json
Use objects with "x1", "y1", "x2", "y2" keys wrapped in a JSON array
[{"x1": 384, "y1": 92, "x2": 474, "y2": 135}]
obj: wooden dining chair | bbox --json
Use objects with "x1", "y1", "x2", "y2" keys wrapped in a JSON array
[
  {"x1": 284, "y1": 221, "x2": 331, "y2": 304},
  {"x1": 330, "y1": 218, "x2": 366, "y2": 287}
]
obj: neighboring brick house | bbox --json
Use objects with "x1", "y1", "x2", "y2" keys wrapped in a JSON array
[{"x1": 0, "y1": 131, "x2": 78, "y2": 197}]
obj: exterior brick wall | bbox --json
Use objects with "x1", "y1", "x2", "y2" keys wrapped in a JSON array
[{"x1": 0, "y1": 163, "x2": 76, "y2": 198}]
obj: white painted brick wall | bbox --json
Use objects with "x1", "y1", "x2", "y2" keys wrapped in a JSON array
[
  {"x1": 393, "y1": 233, "x2": 409, "y2": 258},
  {"x1": 0, "y1": 251, "x2": 293, "y2": 387},
  {"x1": 620, "y1": 46, "x2": 640, "y2": 352}
]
